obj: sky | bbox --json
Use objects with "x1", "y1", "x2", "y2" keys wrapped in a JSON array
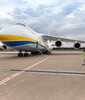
[{"x1": 0, "y1": 0, "x2": 85, "y2": 41}]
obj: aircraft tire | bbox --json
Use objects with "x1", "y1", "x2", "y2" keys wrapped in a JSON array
[
  {"x1": 24, "y1": 53, "x2": 29, "y2": 57},
  {"x1": 18, "y1": 53, "x2": 23, "y2": 57}
]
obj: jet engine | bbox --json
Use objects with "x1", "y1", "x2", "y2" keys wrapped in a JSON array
[
  {"x1": 55, "y1": 41, "x2": 62, "y2": 47},
  {"x1": 74, "y1": 42, "x2": 81, "y2": 49}
]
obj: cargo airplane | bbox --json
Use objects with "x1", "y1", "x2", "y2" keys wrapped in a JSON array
[{"x1": 0, "y1": 23, "x2": 85, "y2": 57}]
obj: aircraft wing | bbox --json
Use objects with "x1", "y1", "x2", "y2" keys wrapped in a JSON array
[{"x1": 41, "y1": 35, "x2": 85, "y2": 43}]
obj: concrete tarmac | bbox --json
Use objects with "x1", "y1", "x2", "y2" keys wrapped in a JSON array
[{"x1": 0, "y1": 51, "x2": 85, "y2": 100}]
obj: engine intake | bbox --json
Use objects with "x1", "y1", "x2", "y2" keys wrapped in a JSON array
[
  {"x1": 74, "y1": 43, "x2": 81, "y2": 49},
  {"x1": 55, "y1": 41, "x2": 62, "y2": 47}
]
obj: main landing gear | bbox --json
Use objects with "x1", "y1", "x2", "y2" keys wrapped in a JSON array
[{"x1": 18, "y1": 52, "x2": 29, "y2": 57}]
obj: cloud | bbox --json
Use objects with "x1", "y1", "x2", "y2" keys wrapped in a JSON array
[
  {"x1": 0, "y1": 7, "x2": 13, "y2": 19},
  {"x1": 23, "y1": 0, "x2": 58, "y2": 9},
  {"x1": 0, "y1": 0, "x2": 85, "y2": 40}
]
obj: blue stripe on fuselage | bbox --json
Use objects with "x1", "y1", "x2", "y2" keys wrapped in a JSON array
[{"x1": 3, "y1": 40, "x2": 46, "y2": 48}]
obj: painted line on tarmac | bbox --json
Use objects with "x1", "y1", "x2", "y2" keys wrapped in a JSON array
[
  {"x1": 0, "y1": 57, "x2": 50, "y2": 85},
  {"x1": 24, "y1": 70, "x2": 85, "y2": 76},
  {"x1": 12, "y1": 70, "x2": 85, "y2": 76},
  {"x1": 1, "y1": 69, "x2": 85, "y2": 77}
]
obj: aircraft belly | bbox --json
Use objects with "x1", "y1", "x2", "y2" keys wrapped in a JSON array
[
  {"x1": 13, "y1": 44, "x2": 36, "y2": 52},
  {"x1": 14, "y1": 44, "x2": 46, "y2": 52}
]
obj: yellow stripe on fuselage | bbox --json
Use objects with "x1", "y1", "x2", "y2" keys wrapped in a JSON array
[
  {"x1": 0, "y1": 34, "x2": 36, "y2": 42},
  {"x1": 0, "y1": 34, "x2": 46, "y2": 48}
]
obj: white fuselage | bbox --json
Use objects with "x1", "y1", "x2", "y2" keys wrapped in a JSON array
[{"x1": 0, "y1": 24, "x2": 49, "y2": 53}]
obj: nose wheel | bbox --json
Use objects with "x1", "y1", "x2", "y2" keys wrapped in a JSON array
[{"x1": 18, "y1": 52, "x2": 29, "y2": 57}]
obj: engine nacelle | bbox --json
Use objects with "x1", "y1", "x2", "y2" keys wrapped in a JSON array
[
  {"x1": 74, "y1": 43, "x2": 81, "y2": 49},
  {"x1": 2, "y1": 45, "x2": 7, "y2": 49},
  {"x1": 55, "y1": 41, "x2": 62, "y2": 47}
]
